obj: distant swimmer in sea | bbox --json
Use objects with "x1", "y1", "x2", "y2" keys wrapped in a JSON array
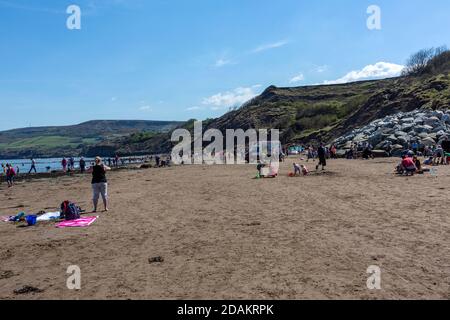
[{"x1": 88, "y1": 156, "x2": 111, "y2": 213}]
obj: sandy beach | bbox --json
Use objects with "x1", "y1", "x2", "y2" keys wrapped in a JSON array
[{"x1": 0, "y1": 158, "x2": 449, "y2": 300}]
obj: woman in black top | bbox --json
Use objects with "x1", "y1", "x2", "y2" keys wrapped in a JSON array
[{"x1": 88, "y1": 157, "x2": 111, "y2": 212}]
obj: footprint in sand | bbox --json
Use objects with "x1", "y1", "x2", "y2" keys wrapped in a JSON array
[{"x1": 148, "y1": 256, "x2": 164, "y2": 264}]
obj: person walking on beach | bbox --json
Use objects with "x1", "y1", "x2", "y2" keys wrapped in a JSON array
[
  {"x1": 79, "y1": 157, "x2": 86, "y2": 173},
  {"x1": 62, "y1": 157, "x2": 67, "y2": 172},
  {"x1": 28, "y1": 158, "x2": 37, "y2": 174},
  {"x1": 5, "y1": 164, "x2": 16, "y2": 188},
  {"x1": 88, "y1": 156, "x2": 111, "y2": 212},
  {"x1": 330, "y1": 145, "x2": 337, "y2": 159},
  {"x1": 69, "y1": 157, "x2": 75, "y2": 171},
  {"x1": 316, "y1": 143, "x2": 327, "y2": 171}
]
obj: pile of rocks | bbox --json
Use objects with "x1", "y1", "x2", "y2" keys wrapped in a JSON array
[{"x1": 333, "y1": 109, "x2": 450, "y2": 156}]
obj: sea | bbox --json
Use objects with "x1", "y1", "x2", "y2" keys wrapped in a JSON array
[
  {"x1": 0, "y1": 157, "x2": 96, "y2": 173},
  {"x1": 1, "y1": 155, "x2": 155, "y2": 174}
]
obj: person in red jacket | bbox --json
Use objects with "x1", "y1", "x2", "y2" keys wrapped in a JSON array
[
  {"x1": 6, "y1": 164, "x2": 16, "y2": 188},
  {"x1": 400, "y1": 156, "x2": 417, "y2": 175},
  {"x1": 61, "y1": 157, "x2": 67, "y2": 172}
]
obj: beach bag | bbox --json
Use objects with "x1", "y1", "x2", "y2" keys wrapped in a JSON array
[{"x1": 60, "y1": 201, "x2": 81, "y2": 221}]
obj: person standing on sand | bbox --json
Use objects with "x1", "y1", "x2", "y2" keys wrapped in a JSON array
[
  {"x1": 316, "y1": 143, "x2": 327, "y2": 171},
  {"x1": 88, "y1": 156, "x2": 111, "y2": 212},
  {"x1": 330, "y1": 145, "x2": 337, "y2": 159},
  {"x1": 69, "y1": 157, "x2": 75, "y2": 171},
  {"x1": 5, "y1": 164, "x2": 16, "y2": 188},
  {"x1": 29, "y1": 158, "x2": 37, "y2": 174},
  {"x1": 79, "y1": 157, "x2": 86, "y2": 173},
  {"x1": 62, "y1": 157, "x2": 67, "y2": 172}
]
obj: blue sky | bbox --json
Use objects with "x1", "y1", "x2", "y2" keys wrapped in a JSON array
[{"x1": 0, "y1": 0, "x2": 449, "y2": 131}]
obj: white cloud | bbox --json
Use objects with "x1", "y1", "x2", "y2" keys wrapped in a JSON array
[
  {"x1": 139, "y1": 105, "x2": 152, "y2": 111},
  {"x1": 252, "y1": 40, "x2": 289, "y2": 53},
  {"x1": 289, "y1": 73, "x2": 305, "y2": 83},
  {"x1": 202, "y1": 86, "x2": 261, "y2": 110},
  {"x1": 186, "y1": 106, "x2": 203, "y2": 111},
  {"x1": 215, "y1": 59, "x2": 232, "y2": 67},
  {"x1": 315, "y1": 65, "x2": 328, "y2": 73},
  {"x1": 323, "y1": 62, "x2": 405, "y2": 85}
]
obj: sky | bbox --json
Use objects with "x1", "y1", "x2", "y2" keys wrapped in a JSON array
[{"x1": 0, "y1": 0, "x2": 449, "y2": 131}]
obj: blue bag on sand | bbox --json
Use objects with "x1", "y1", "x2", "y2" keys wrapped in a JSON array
[{"x1": 26, "y1": 215, "x2": 37, "y2": 226}]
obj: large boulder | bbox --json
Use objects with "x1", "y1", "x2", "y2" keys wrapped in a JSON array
[
  {"x1": 442, "y1": 114, "x2": 450, "y2": 124},
  {"x1": 336, "y1": 149, "x2": 347, "y2": 158},
  {"x1": 395, "y1": 131, "x2": 408, "y2": 137},
  {"x1": 432, "y1": 110, "x2": 444, "y2": 119},
  {"x1": 386, "y1": 135, "x2": 398, "y2": 143},
  {"x1": 401, "y1": 124, "x2": 415, "y2": 132},
  {"x1": 401, "y1": 117, "x2": 415, "y2": 123},
  {"x1": 368, "y1": 133, "x2": 383, "y2": 146},
  {"x1": 421, "y1": 137, "x2": 436, "y2": 146},
  {"x1": 353, "y1": 133, "x2": 367, "y2": 142},
  {"x1": 391, "y1": 148, "x2": 405, "y2": 157},
  {"x1": 436, "y1": 130, "x2": 447, "y2": 137},
  {"x1": 397, "y1": 136, "x2": 410, "y2": 145},
  {"x1": 424, "y1": 116, "x2": 441, "y2": 126}
]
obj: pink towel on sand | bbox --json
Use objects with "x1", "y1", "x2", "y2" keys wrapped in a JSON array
[
  {"x1": 56, "y1": 216, "x2": 98, "y2": 228},
  {"x1": 1, "y1": 216, "x2": 11, "y2": 222}
]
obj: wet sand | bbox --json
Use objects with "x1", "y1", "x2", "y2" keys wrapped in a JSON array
[{"x1": 0, "y1": 158, "x2": 449, "y2": 299}]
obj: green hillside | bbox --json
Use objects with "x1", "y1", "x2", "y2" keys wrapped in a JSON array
[{"x1": 0, "y1": 120, "x2": 182, "y2": 159}]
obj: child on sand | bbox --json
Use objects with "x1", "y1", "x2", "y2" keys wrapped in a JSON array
[
  {"x1": 413, "y1": 156, "x2": 423, "y2": 174},
  {"x1": 293, "y1": 163, "x2": 301, "y2": 176},
  {"x1": 301, "y1": 164, "x2": 309, "y2": 176},
  {"x1": 400, "y1": 156, "x2": 417, "y2": 176}
]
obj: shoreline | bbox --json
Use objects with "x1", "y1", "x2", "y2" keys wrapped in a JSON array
[{"x1": 0, "y1": 163, "x2": 156, "y2": 184}]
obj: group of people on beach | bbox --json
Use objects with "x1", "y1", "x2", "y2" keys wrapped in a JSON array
[
  {"x1": 395, "y1": 145, "x2": 450, "y2": 176},
  {"x1": 293, "y1": 143, "x2": 328, "y2": 176},
  {"x1": 256, "y1": 143, "x2": 331, "y2": 178},
  {"x1": 1, "y1": 153, "x2": 172, "y2": 213},
  {"x1": 305, "y1": 144, "x2": 338, "y2": 162}
]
